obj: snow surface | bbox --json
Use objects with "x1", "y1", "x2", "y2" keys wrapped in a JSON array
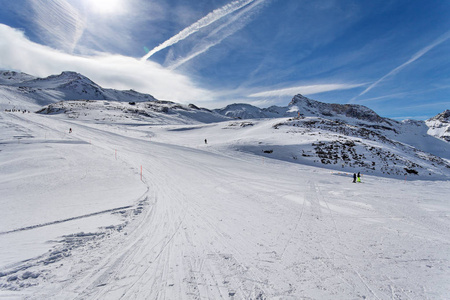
[{"x1": 1, "y1": 109, "x2": 450, "y2": 299}]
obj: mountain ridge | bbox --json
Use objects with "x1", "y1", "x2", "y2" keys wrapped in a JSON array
[
  {"x1": 0, "y1": 70, "x2": 156, "y2": 109},
  {"x1": 1, "y1": 70, "x2": 447, "y2": 125},
  {"x1": 1, "y1": 69, "x2": 448, "y2": 144},
  {"x1": 1, "y1": 70, "x2": 449, "y2": 179}
]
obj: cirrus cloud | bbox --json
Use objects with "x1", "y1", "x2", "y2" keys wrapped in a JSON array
[
  {"x1": 248, "y1": 83, "x2": 365, "y2": 98},
  {"x1": 352, "y1": 30, "x2": 450, "y2": 102},
  {"x1": 0, "y1": 24, "x2": 214, "y2": 103}
]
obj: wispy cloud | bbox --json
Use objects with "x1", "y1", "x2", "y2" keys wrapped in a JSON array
[
  {"x1": 0, "y1": 25, "x2": 213, "y2": 102},
  {"x1": 352, "y1": 30, "x2": 450, "y2": 101},
  {"x1": 167, "y1": 0, "x2": 267, "y2": 70},
  {"x1": 141, "y1": 0, "x2": 258, "y2": 61},
  {"x1": 29, "y1": 0, "x2": 86, "y2": 53},
  {"x1": 356, "y1": 92, "x2": 410, "y2": 104},
  {"x1": 403, "y1": 101, "x2": 450, "y2": 110},
  {"x1": 248, "y1": 83, "x2": 365, "y2": 98}
]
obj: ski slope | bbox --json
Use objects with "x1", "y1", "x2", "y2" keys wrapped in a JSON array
[{"x1": 1, "y1": 111, "x2": 449, "y2": 299}]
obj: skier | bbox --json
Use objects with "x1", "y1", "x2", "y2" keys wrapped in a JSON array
[
  {"x1": 205, "y1": 139, "x2": 207, "y2": 144},
  {"x1": 357, "y1": 172, "x2": 361, "y2": 183},
  {"x1": 69, "y1": 128, "x2": 72, "y2": 133},
  {"x1": 353, "y1": 173, "x2": 356, "y2": 183}
]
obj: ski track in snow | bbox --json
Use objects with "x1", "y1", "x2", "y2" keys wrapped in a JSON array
[
  {"x1": 0, "y1": 205, "x2": 133, "y2": 236},
  {"x1": 0, "y1": 112, "x2": 449, "y2": 299}
]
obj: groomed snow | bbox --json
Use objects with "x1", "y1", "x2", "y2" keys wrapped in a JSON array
[{"x1": 1, "y1": 111, "x2": 449, "y2": 299}]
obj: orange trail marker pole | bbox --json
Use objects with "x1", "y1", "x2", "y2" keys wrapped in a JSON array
[{"x1": 140, "y1": 165, "x2": 143, "y2": 181}]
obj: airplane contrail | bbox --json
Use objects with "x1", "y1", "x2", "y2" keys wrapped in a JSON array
[
  {"x1": 141, "y1": 0, "x2": 256, "y2": 61},
  {"x1": 352, "y1": 30, "x2": 450, "y2": 101},
  {"x1": 168, "y1": 0, "x2": 267, "y2": 70},
  {"x1": 248, "y1": 83, "x2": 365, "y2": 98}
]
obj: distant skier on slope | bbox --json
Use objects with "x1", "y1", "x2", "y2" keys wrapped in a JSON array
[
  {"x1": 353, "y1": 173, "x2": 356, "y2": 183},
  {"x1": 69, "y1": 128, "x2": 72, "y2": 133},
  {"x1": 205, "y1": 139, "x2": 207, "y2": 144},
  {"x1": 357, "y1": 172, "x2": 361, "y2": 183}
]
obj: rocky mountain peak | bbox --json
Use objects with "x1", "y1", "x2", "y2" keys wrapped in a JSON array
[
  {"x1": 47, "y1": 71, "x2": 97, "y2": 86},
  {"x1": 288, "y1": 94, "x2": 311, "y2": 106},
  {"x1": 426, "y1": 109, "x2": 450, "y2": 142},
  {"x1": 428, "y1": 109, "x2": 450, "y2": 123},
  {"x1": 288, "y1": 94, "x2": 384, "y2": 123}
]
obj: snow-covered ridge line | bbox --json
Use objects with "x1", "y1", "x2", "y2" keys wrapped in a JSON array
[
  {"x1": 36, "y1": 100, "x2": 230, "y2": 125},
  {"x1": 2, "y1": 69, "x2": 447, "y2": 141},
  {"x1": 213, "y1": 94, "x2": 387, "y2": 123},
  {"x1": 0, "y1": 70, "x2": 157, "y2": 110},
  {"x1": 2, "y1": 69, "x2": 448, "y2": 164}
]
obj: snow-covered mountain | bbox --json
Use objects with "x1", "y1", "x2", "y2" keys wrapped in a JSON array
[
  {"x1": 214, "y1": 94, "x2": 449, "y2": 144},
  {"x1": 2, "y1": 70, "x2": 449, "y2": 179},
  {"x1": 215, "y1": 94, "x2": 387, "y2": 123},
  {"x1": 0, "y1": 70, "x2": 37, "y2": 85},
  {"x1": 0, "y1": 71, "x2": 156, "y2": 110},
  {"x1": 211, "y1": 95, "x2": 450, "y2": 179},
  {"x1": 287, "y1": 94, "x2": 385, "y2": 123},
  {"x1": 426, "y1": 109, "x2": 450, "y2": 142}
]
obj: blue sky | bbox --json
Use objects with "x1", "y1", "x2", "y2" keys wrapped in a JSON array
[{"x1": 0, "y1": 0, "x2": 449, "y2": 119}]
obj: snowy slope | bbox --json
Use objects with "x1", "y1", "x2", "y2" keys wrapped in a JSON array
[
  {"x1": 149, "y1": 117, "x2": 450, "y2": 180},
  {"x1": 36, "y1": 100, "x2": 230, "y2": 125},
  {"x1": 1, "y1": 111, "x2": 449, "y2": 299},
  {"x1": 35, "y1": 98, "x2": 450, "y2": 179}
]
